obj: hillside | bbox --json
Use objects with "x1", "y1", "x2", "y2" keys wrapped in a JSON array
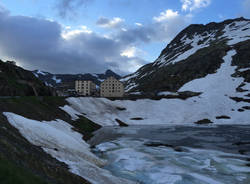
[
  {"x1": 122, "y1": 17, "x2": 250, "y2": 94},
  {"x1": 0, "y1": 60, "x2": 55, "y2": 96},
  {"x1": 0, "y1": 97, "x2": 135, "y2": 184}
]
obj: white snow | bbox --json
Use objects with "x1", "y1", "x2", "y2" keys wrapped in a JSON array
[
  {"x1": 158, "y1": 91, "x2": 178, "y2": 96},
  {"x1": 61, "y1": 50, "x2": 250, "y2": 126},
  {"x1": 33, "y1": 72, "x2": 39, "y2": 78},
  {"x1": 221, "y1": 20, "x2": 250, "y2": 45},
  {"x1": 156, "y1": 32, "x2": 217, "y2": 67},
  {"x1": 36, "y1": 70, "x2": 46, "y2": 75},
  {"x1": 60, "y1": 105, "x2": 82, "y2": 120},
  {"x1": 3, "y1": 112, "x2": 136, "y2": 184},
  {"x1": 153, "y1": 20, "x2": 250, "y2": 68},
  {"x1": 238, "y1": 67, "x2": 250, "y2": 72},
  {"x1": 52, "y1": 75, "x2": 62, "y2": 84},
  {"x1": 125, "y1": 82, "x2": 138, "y2": 92},
  {"x1": 129, "y1": 92, "x2": 141, "y2": 95}
]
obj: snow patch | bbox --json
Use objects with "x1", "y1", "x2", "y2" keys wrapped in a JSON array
[
  {"x1": 3, "y1": 112, "x2": 136, "y2": 184},
  {"x1": 221, "y1": 20, "x2": 250, "y2": 45},
  {"x1": 52, "y1": 75, "x2": 62, "y2": 84},
  {"x1": 61, "y1": 50, "x2": 250, "y2": 126},
  {"x1": 36, "y1": 70, "x2": 47, "y2": 75}
]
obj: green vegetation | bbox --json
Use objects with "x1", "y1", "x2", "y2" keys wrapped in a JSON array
[
  {"x1": 73, "y1": 116, "x2": 102, "y2": 141},
  {"x1": 0, "y1": 155, "x2": 49, "y2": 184}
]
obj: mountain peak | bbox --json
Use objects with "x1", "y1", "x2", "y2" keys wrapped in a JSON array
[{"x1": 121, "y1": 17, "x2": 250, "y2": 93}]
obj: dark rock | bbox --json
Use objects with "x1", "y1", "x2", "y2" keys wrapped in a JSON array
[
  {"x1": 242, "y1": 106, "x2": 250, "y2": 110},
  {"x1": 116, "y1": 107, "x2": 126, "y2": 111},
  {"x1": 233, "y1": 141, "x2": 250, "y2": 146},
  {"x1": 216, "y1": 116, "x2": 231, "y2": 119},
  {"x1": 144, "y1": 142, "x2": 174, "y2": 148},
  {"x1": 194, "y1": 119, "x2": 213, "y2": 124},
  {"x1": 115, "y1": 118, "x2": 129, "y2": 127},
  {"x1": 239, "y1": 149, "x2": 247, "y2": 155},
  {"x1": 130, "y1": 117, "x2": 143, "y2": 120}
]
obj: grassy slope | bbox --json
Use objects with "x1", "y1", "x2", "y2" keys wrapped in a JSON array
[
  {"x1": 0, "y1": 154, "x2": 49, "y2": 184},
  {"x1": 0, "y1": 96, "x2": 101, "y2": 184},
  {"x1": 0, "y1": 61, "x2": 54, "y2": 96}
]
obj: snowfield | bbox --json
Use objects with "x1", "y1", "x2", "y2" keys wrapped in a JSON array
[
  {"x1": 3, "y1": 112, "x2": 136, "y2": 184},
  {"x1": 62, "y1": 50, "x2": 250, "y2": 126}
]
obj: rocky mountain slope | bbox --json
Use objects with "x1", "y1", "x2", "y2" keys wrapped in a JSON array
[
  {"x1": 0, "y1": 60, "x2": 55, "y2": 96},
  {"x1": 122, "y1": 17, "x2": 250, "y2": 95},
  {"x1": 33, "y1": 69, "x2": 121, "y2": 89}
]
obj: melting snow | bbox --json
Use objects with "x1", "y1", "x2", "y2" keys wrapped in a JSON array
[
  {"x1": 3, "y1": 112, "x2": 136, "y2": 184},
  {"x1": 61, "y1": 50, "x2": 250, "y2": 126}
]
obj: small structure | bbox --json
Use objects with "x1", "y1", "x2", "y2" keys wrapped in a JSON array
[
  {"x1": 75, "y1": 80, "x2": 96, "y2": 96},
  {"x1": 100, "y1": 76, "x2": 124, "y2": 97}
]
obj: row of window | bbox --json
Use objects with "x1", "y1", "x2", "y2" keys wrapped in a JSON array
[
  {"x1": 102, "y1": 87, "x2": 121, "y2": 90},
  {"x1": 102, "y1": 83, "x2": 121, "y2": 86},
  {"x1": 101, "y1": 90, "x2": 121, "y2": 93}
]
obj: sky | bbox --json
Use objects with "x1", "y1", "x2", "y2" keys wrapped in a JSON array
[{"x1": 0, "y1": 0, "x2": 249, "y2": 75}]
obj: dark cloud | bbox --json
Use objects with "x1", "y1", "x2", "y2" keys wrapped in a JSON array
[
  {"x1": 0, "y1": 6, "x2": 187, "y2": 75},
  {"x1": 115, "y1": 13, "x2": 187, "y2": 44},
  {"x1": 55, "y1": 0, "x2": 92, "y2": 18},
  {"x1": 0, "y1": 10, "x2": 146, "y2": 75},
  {"x1": 96, "y1": 17, "x2": 124, "y2": 28}
]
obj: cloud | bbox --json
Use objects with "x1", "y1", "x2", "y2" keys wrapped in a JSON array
[
  {"x1": 115, "y1": 9, "x2": 188, "y2": 44},
  {"x1": 0, "y1": 10, "x2": 146, "y2": 75},
  {"x1": 153, "y1": 9, "x2": 179, "y2": 22},
  {"x1": 0, "y1": 4, "x2": 190, "y2": 75},
  {"x1": 121, "y1": 46, "x2": 145, "y2": 58},
  {"x1": 55, "y1": 0, "x2": 92, "y2": 18},
  {"x1": 96, "y1": 17, "x2": 124, "y2": 29},
  {"x1": 181, "y1": 0, "x2": 211, "y2": 12},
  {"x1": 135, "y1": 23, "x2": 143, "y2": 27}
]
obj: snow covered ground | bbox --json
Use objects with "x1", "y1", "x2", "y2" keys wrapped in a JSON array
[
  {"x1": 3, "y1": 112, "x2": 136, "y2": 184},
  {"x1": 61, "y1": 50, "x2": 250, "y2": 126}
]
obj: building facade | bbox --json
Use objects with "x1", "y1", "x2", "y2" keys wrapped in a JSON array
[
  {"x1": 100, "y1": 76, "x2": 124, "y2": 97},
  {"x1": 75, "y1": 80, "x2": 96, "y2": 96}
]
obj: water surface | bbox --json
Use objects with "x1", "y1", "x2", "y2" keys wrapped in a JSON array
[{"x1": 90, "y1": 125, "x2": 250, "y2": 184}]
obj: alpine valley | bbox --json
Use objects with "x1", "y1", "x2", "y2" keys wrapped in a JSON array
[{"x1": 1, "y1": 17, "x2": 250, "y2": 184}]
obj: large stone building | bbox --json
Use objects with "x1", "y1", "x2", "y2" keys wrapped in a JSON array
[
  {"x1": 75, "y1": 80, "x2": 96, "y2": 96},
  {"x1": 100, "y1": 76, "x2": 124, "y2": 97}
]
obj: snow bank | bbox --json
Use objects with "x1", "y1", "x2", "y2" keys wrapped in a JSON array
[
  {"x1": 3, "y1": 112, "x2": 136, "y2": 184},
  {"x1": 61, "y1": 50, "x2": 250, "y2": 126}
]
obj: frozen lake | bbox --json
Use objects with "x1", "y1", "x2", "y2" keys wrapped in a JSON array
[{"x1": 90, "y1": 125, "x2": 250, "y2": 184}]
